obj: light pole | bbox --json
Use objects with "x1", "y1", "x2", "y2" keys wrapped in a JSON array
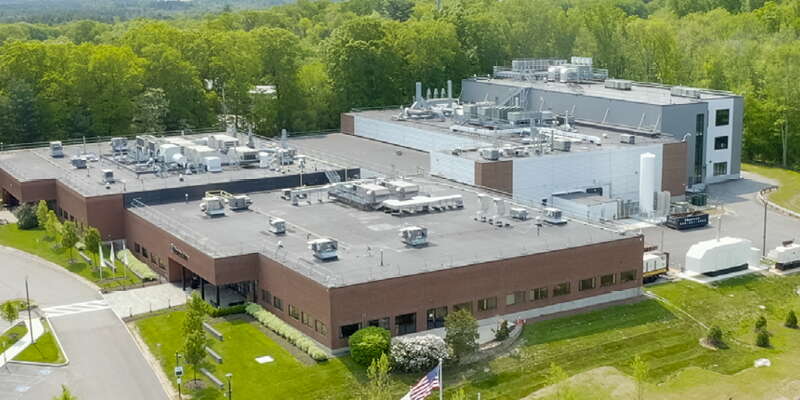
[
  {"x1": 225, "y1": 372, "x2": 233, "y2": 399},
  {"x1": 175, "y1": 352, "x2": 183, "y2": 399},
  {"x1": 25, "y1": 276, "x2": 33, "y2": 345}
]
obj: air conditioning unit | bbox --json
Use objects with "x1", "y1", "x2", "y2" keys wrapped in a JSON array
[
  {"x1": 50, "y1": 141, "x2": 64, "y2": 158},
  {"x1": 71, "y1": 156, "x2": 87, "y2": 169},
  {"x1": 670, "y1": 86, "x2": 701, "y2": 99},
  {"x1": 269, "y1": 217, "x2": 286, "y2": 234},
  {"x1": 479, "y1": 148, "x2": 500, "y2": 161},
  {"x1": 604, "y1": 79, "x2": 632, "y2": 91},
  {"x1": 543, "y1": 207, "x2": 567, "y2": 225},
  {"x1": 552, "y1": 139, "x2": 571, "y2": 152},
  {"x1": 510, "y1": 207, "x2": 529, "y2": 220},
  {"x1": 620, "y1": 134, "x2": 636, "y2": 144},
  {"x1": 227, "y1": 195, "x2": 252, "y2": 211},
  {"x1": 102, "y1": 169, "x2": 114, "y2": 183},
  {"x1": 110, "y1": 137, "x2": 128, "y2": 152},
  {"x1": 309, "y1": 238, "x2": 338, "y2": 261},
  {"x1": 399, "y1": 226, "x2": 428, "y2": 247},
  {"x1": 200, "y1": 196, "x2": 225, "y2": 217}
]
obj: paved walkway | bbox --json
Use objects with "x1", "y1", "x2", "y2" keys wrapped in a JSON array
[
  {"x1": 0, "y1": 319, "x2": 44, "y2": 369},
  {"x1": 104, "y1": 283, "x2": 187, "y2": 318}
]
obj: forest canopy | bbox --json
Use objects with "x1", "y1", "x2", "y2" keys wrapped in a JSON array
[{"x1": 0, "y1": 0, "x2": 798, "y2": 167}]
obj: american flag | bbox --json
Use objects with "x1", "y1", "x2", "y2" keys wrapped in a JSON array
[{"x1": 400, "y1": 364, "x2": 441, "y2": 400}]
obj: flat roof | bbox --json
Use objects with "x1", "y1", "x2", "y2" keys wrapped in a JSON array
[
  {"x1": 0, "y1": 133, "x2": 343, "y2": 197},
  {"x1": 554, "y1": 192, "x2": 615, "y2": 206},
  {"x1": 467, "y1": 78, "x2": 738, "y2": 105},
  {"x1": 130, "y1": 177, "x2": 628, "y2": 288}
]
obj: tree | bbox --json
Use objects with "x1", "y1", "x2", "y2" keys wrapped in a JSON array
[
  {"x1": 762, "y1": 43, "x2": 800, "y2": 168},
  {"x1": 35, "y1": 200, "x2": 48, "y2": 228},
  {"x1": 349, "y1": 326, "x2": 391, "y2": 366},
  {"x1": 182, "y1": 292, "x2": 209, "y2": 383},
  {"x1": 630, "y1": 354, "x2": 649, "y2": 400},
  {"x1": 360, "y1": 352, "x2": 392, "y2": 400},
  {"x1": 756, "y1": 329, "x2": 770, "y2": 347},
  {"x1": 382, "y1": 0, "x2": 414, "y2": 22},
  {"x1": 45, "y1": 210, "x2": 61, "y2": 242},
  {"x1": 706, "y1": 326, "x2": 724, "y2": 347},
  {"x1": 785, "y1": 310, "x2": 798, "y2": 329},
  {"x1": 450, "y1": 388, "x2": 468, "y2": 400},
  {"x1": 52, "y1": 385, "x2": 78, "y2": 400},
  {"x1": 545, "y1": 362, "x2": 574, "y2": 400},
  {"x1": 493, "y1": 320, "x2": 510, "y2": 341},
  {"x1": 14, "y1": 203, "x2": 38, "y2": 229},
  {"x1": 61, "y1": 221, "x2": 79, "y2": 263},
  {"x1": 131, "y1": 88, "x2": 169, "y2": 133},
  {"x1": 83, "y1": 227, "x2": 101, "y2": 266},
  {"x1": 1, "y1": 300, "x2": 19, "y2": 366},
  {"x1": 444, "y1": 308, "x2": 478, "y2": 362}
]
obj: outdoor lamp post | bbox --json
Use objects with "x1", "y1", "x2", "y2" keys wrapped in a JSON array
[
  {"x1": 225, "y1": 372, "x2": 233, "y2": 399},
  {"x1": 175, "y1": 352, "x2": 183, "y2": 399}
]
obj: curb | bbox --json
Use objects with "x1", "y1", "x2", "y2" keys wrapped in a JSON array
[
  {"x1": 0, "y1": 245, "x2": 104, "y2": 297},
  {"x1": 117, "y1": 310, "x2": 175, "y2": 400},
  {"x1": 6, "y1": 316, "x2": 70, "y2": 368},
  {"x1": 757, "y1": 187, "x2": 800, "y2": 220}
]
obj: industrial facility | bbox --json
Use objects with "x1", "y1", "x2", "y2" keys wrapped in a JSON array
[{"x1": 0, "y1": 130, "x2": 645, "y2": 353}]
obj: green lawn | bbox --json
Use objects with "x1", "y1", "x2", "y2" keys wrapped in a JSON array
[
  {"x1": 0, "y1": 322, "x2": 28, "y2": 354},
  {"x1": 14, "y1": 319, "x2": 66, "y2": 364},
  {"x1": 742, "y1": 163, "x2": 800, "y2": 213},
  {"x1": 0, "y1": 224, "x2": 142, "y2": 291},
  {"x1": 134, "y1": 273, "x2": 800, "y2": 399}
]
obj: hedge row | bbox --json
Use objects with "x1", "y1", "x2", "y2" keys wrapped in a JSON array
[
  {"x1": 210, "y1": 304, "x2": 247, "y2": 317},
  {"x1": 245, "y1": 303, "x2": 329, "y2": 361},
  {"x1": 116, "y1": 249, "x2": 158, "y2": 281}
]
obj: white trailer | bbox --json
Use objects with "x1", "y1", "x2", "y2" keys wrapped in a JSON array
[{"x1": 685, "y1": 237, "x2": 761, "y2": 276}]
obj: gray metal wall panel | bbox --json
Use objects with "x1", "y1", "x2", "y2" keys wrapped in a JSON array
[
  {"x1": 730, "y1": 97, "x2": 744, "y2": 175},
  {"x1": 660, "y1": 103, "x2": 707, "y2": 183}
]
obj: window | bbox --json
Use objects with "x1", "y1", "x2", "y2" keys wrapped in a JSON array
[
  {"x1": 368, "y1": 317, "x2": 390, "y2": 330},
  {"x1": 530, "y1": 287, "x2": 548, "y2": 301},
  {"x1": 713, "y1": 162, "x2": 728, "y2": 176},
  {"x1": 600, "y1": 274, "x2": 616, "y2": 287},
  {"x1": 141, "y1": 247, "x2": 148, "y2": 258},
  {"x1": 620, "y1": 270, "x2": 637, "y2": 283},
  {"x1": 453, "y1": 302, "x2": 473, "y2": 314},
  {"x1": 579, "y1": 277, "x2": 596, "y2": 292},
  {"x1": 273, "y1": 296, "x2": 283, "y2": 311},
  {"x1": 426, "y1": 307, "x2": 448, "y2": 329},
  {"x1": 715, "y1": 109, "x2": 730, "y2": 126},
  {"x1": 134, "y1": 243, "x2": 141, "y2": 254},
  {"x1": 315, "y1": 320, "x2": 328, "y2": 335},
  {"x1": 340, "y1": 323, "x2": 360, "y2": 339},
  {"x1": 288, "y1": 305, "x2": 300, "y2": 320},
  {"x1": 553, "y1": 282, "x2": 571, "y2": 297},
  {"x1": 477, "y1": 297, "x2": 497, "y2": 312},
  {"x1": 261, "y1": 289, "x2": 272, "y2": 304},
  {"x1": 395, "y1": 313, "x2": 417, "y2": 335},
  {"x1": 506, "y1": 291, "x2": 525, "y2": 306},
  {"x1": 695, "y1": 113, "x2": 705, "y2": 134},
  {"x1": 301, "y1": 312, "x2": 312, "y2": 327},
  {"x1": 714, "y1": 136, "x2": 728, "y2": 150}
]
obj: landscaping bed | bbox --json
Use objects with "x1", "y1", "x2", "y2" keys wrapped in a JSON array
[
  {"x1": 14, "y1": 319, "x2": 66, "y2": 364},
  {"x1": 0, "y1": 322, "x2": 28, "y2": 353}
]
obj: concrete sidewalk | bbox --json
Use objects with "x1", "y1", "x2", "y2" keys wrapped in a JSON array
[
  {"x1": 0, "y1": 319, "x2": 44, "y2": 368},
  {"x1": 104, "y1": 283, "x2": 187, "y2": 318}
]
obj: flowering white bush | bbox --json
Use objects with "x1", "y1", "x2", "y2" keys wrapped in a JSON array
[
  {"x1": 245, "y1": 303, "x2": 328, "y2": 361},
  {"x1": 390, "y1": 334, "x2": 449, "y2": 372}
]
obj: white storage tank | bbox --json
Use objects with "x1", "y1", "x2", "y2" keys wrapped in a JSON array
[
  {"x1": 685, "y1": 237, "x2": 761, "y2": 276},
  {"x1": 639, "y1": 153, "x2": 656, "y2": 215}
]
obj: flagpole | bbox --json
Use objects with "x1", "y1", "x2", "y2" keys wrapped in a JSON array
[{"x1": 439, "y1": 357, "x2": 444, "y2": 400}]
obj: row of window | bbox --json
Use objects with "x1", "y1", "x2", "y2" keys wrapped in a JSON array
[
  {"x1": 261, "y1": 289, "x2": 327, "y2": 337},
  {"x1": 132, "y1": 243, "x2": 166, "y2": 271},
  {"x1": 337, "y1": 269, "x2": 639, "y2": 340}
]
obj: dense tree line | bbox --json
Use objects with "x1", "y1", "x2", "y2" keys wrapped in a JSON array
[{"x1": 0, "y1": 0, "x2": 799, "y2": 167}]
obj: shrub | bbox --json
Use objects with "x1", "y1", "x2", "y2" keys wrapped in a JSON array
[
  {"x1": 785, "y1": 310, "x2": 798, "y2": 329},
  {"x1": 445, "y1": 309, "x2": 478, "y2": 362},
  {"x1": 493, "y1": 320, "x2": 511, "y2": 341},
  {"x1": 390, "y1": 334, "x2": 449, "y2": 372},
  {"x1": 14, "y1": 203, "x2": 38, "y2": 229},
  {"x1": 755, "y1": 315, "x2": 767, "y2": 332},
  {"x1": 706, "y1": 326, "x2": 723, "y2": 347},
  {"x1": 756, "y1": 330, "x2": 770, "y2": 347},
  {"x1": 349, "y1": 326, "x2": 391, "y2": 366},
  {"x1": 209, "y1": 304, "x2": 247, "y2": 317},
  {"x1": 245, "y1": 303, "x2": 329, "y2": 361}
]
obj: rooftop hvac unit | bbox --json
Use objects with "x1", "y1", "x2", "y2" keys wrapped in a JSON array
[
  {"x1": 204, "y1": 156, "x2": 222, "y2": 173},
  {"x1": 399, "y1": 226, "x2": 428, "y2": 247},
  {"x1": 200, "y1": 196, "x2": 225, "y2": 216},
  {"x1": 570, "y1": 56, "x2": 593, "y2": 66},
  {"x1": 50, "y1": 141, "x2": 64, "y2": 158},
  {"x1": 543, "y1": 207, "x2": 566, "y2": 225},
  {"x1": 620, "y1": 134, "x2": 636, "y2": 144},
  {"x1": 604, "y1": 79, "x2": 633, "y2": 91},
  {"x1": 510, "y1": 207, "x2": 528, "y2": 220},
  {"x1": 479, "y1": 148, "x2": 500, "y2": 161},
  {"x1": 559, "y1": 67, "x2": 578, "y2": 83},
  {"x1": 227, "y1": 195, "x2": 252, "y2": 211},
  {"x1": 552, "y1": 139, "x2": 571, "y2": 152},
  {"x1": 269, "y1": 217, "x2": 286, "y2": 234},
  {"x1": 208, "y1": 134, "x2": 239, "y2": 153},
  {"x1": 102, "y1": 169, "x2": 114, "y2": 183},
  {"x1": 670, "y1": 86, "x2": 701, "y2": 99},
  {"x1": 70, "y1": 156, "x2": 87, "y2": 169},
  {"x1": 158, "y1": 144, "x2": 181, "y2": 163},
  {"x1": 110, "y1": 137, "x2": 128, "y2": 152},
  {"x1": 309, "y1": 238, "x2": 338, "y2": 261}
]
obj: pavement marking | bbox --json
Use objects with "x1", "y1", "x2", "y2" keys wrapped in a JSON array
[{"x1": 42, "y1": 300, "x2": 110, "y2": 318}]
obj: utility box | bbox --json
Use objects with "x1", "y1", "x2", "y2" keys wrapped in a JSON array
[
  {"x1": 309, "y1": 238, "x2": 338, "y2": 261},
  {"x1": 400, "y1": 226, "x2": 428, "y2": 247},
  {"x1": 620, "y1": 134, "x2": 636, "y2": 144},
  {"x1": 50, "y1": 141, "x2": 64, "y2": 158}
]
